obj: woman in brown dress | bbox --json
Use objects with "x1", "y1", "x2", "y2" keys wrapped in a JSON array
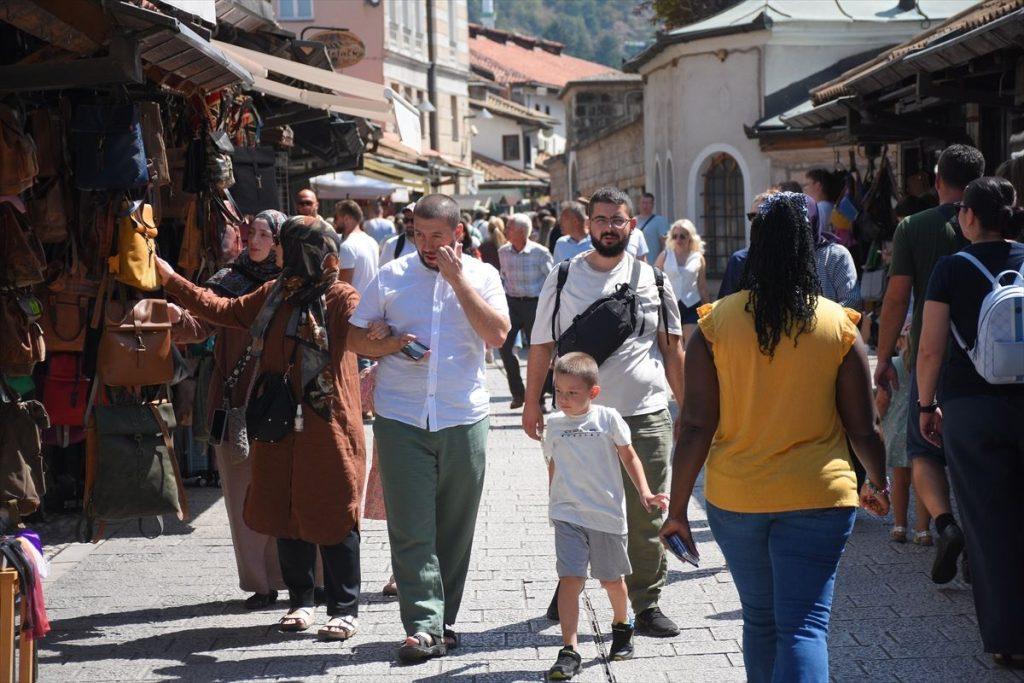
[{"x1": 156, "y1": 216, "x2": 366, "y2": 640}]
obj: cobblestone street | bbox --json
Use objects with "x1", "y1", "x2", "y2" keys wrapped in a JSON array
[{"x1": 38, "y1": 366, "x2": 1019, "y2": 682}]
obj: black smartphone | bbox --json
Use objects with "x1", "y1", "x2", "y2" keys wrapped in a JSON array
[
  {"x1": 400, "y1": 340, "x2": 429, "y2": 361},
  {"x1": 209, "y1": 408, "x2": 228, "y2": 446},
  {"x1": 666, "y1": 533, "x2": 700, "y2": 567}
]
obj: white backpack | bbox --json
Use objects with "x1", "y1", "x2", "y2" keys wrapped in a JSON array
[{"x1": 950, "y1": 252, "x2": 1024, "y2": 384}]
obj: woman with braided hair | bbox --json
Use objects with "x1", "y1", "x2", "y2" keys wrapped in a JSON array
[{"x1": 660, "y1": 191, "x2": 890, "y2": 682}]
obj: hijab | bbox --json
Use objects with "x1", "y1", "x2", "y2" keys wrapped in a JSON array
[{"x1": 205, "y1": 209, "x2": 287, "y2": 297}]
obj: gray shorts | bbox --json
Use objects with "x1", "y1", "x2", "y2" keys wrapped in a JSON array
[{"x1": 554, "y1": 520, "x2": 631, "y2": 582}]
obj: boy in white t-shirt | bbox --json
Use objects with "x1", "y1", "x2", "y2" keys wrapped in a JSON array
[{"x1": 542, "y1": 352, "x2": 669, "y2": 680}]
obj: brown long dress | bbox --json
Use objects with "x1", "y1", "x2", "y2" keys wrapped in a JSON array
[{"x1": 166, "y1": 273, "x2": 366, "y2": 546}]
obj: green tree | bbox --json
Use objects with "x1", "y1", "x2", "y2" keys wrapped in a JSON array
[
  {"x1": 636, "y1": 0, "x2": 740, "y2": 29},
  {"x1": 593, "y1": 33, "x2": 624, "y2": 68}
]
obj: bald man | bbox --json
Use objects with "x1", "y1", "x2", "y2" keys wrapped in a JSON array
[{"x1": 296, "y1": 189, "x2": 321, "y2": 218}]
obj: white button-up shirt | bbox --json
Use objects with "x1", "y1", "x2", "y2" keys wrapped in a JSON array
[{"x1": 351, "y1": 252, "x2": 508, "y2": 431}]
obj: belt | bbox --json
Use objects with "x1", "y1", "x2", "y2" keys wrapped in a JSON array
[{"x1": 507, "y1": 295, "x2": 539, "y2": 301}]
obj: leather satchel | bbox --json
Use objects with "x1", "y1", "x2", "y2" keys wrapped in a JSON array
[
  {"x1": 97, "y1": 291, "x2": 173, "y2": 387},
  {"x1": 138, "y1": 102, "x2": 170, "y2": 187},
  {"x1": 109, "y1": 201, "x2": 160, "y2": 291},
  {"x1": 86, "y1": 400, "x2": 187, "y2": 523},
  {"x1": 0, "y1": 294, "x2": 46, "y2": 377},
  {"x1": 0, "y1": 201, "x2": 46, "y2": 289},
  {"x1": 28, "y1": 107, "x2": 64, "y2": 178},
  {"x1": 0, "y1": 382, "x2": 48, "y2": 519},
  {"x1": 42, "y1": 353, "x2": 90, "y2": 426},
  {"x1": 70, "y1": 103, "x2": 148, "y2": 191},
  {"x1": 230, "y1": 146, "x2": 279, "y2": 215},
  {"x1": 27, "y1": 176, "x2": 68, "y2": 243},
  {"x1": 39, "y1": 244, "x2": 98, "y2": 353},
  {"x1": 0, "y1": 105, "x2": 38, "y2": 196}
]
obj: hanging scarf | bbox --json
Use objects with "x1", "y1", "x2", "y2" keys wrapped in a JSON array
[
  {"x1": 277, "y1": 216, "x2": 341, "y2": 420},
  {"x1": 204, "y1": 210, "x2": 286, "y2": 298}
]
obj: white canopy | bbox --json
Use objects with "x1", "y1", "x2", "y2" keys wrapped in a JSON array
[{"x1": 310, "y1": 171, "x2": 401, "y2": 200}]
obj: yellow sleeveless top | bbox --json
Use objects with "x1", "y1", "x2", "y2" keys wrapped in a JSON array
[{"x1": 697, "y1": 293, "x2": 861, "y2": 513}]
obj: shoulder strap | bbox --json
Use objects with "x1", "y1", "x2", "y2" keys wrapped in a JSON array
[
  {"x1": 395, "y1": 232, "x2": 406, "y2": 257},
  {"x1": 955, "y1": 252, "x2": 997, "y2": 286},
  {"x1": 652, "y1": 265, "x2": 668, "y2": 333},
  {"x1": 638, "y1": 214, "x2": 656, "y2": 231},
  {"x1": 630, "y1": 258, "x2": 646, "y2": 337},
  {"x1": 552, "y1": 260, "x2": 571, "y2": 342},
  {"x1": 149, "y1": 401, "x2": 189, "y2": 522}
]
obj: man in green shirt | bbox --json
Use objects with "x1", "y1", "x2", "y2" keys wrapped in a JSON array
[{"x1": 874, "y1": 144, "x2": 984, "y2": 585}]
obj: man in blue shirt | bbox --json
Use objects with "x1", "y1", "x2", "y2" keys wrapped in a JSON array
[
  {"x1": 552, "y1": 201, "x2": 591, "y2": 262},
  {"x1": 637, "y1": 193, "x2": 669, "y2": 263}
]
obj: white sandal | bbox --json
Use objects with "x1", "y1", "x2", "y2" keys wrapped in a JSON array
[
  {"x1": 318, "y1": 614, "x2": 358, "y2": 641},
  {"x1": 279, "y1": 606, "x2": 316, "y2": 632},
  {"x1": 890, "y1": 526, "x2": 907, "y2": 543}
]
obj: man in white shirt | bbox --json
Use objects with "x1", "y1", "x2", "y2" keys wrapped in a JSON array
[
  {"x1": 637, "y1": 192, "x2": 669, "y2": 263},
  {"x1": 552, "y1": 200, "x2": 591, "y2": 262},
  {"x1": 523, "y1": 186, "x2": 685, "y2": 639},
  {"x1": 498, "y1": 213, "x2": 553, "y2": 409},
  {"x1": 335, "y1": 200, "x2": 380, "y2": 295},
  {"x1": 380, "y1": 202, "x2": 418, "y2": 265},
  {"x1": 348, "y1": 194, "x2": 511, "y2": 663},
  {"x1": 363, "y1": 200, "x2": 396, "y2": 245},
  {"x1": 626, "y1": 224, "x2": 649, "y2": 263}
]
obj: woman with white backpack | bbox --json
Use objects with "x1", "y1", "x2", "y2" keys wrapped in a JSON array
[{"x1": 917, "y1": 176, "x2": 1024, "y2": 669}]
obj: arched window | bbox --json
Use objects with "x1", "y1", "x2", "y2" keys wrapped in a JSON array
[
  {"x1": 653, "y1": 159, "x2": 662, "y2": 215},
  {"x1": 665, "y1": 157, "x2": 675, "y2": 221},
  {"x1": 701, "y1": 153, "x2": 745, "y2": 277}
]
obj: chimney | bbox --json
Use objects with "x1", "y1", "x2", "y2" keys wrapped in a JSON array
[
  {"x1": 481, "y1": 0, "x2": 496, "y2": 28},
  {"x1": 898, "y1": 0, "x2": 917, "y2": 11}
]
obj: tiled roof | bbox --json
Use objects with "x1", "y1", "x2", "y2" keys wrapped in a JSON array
[
  {"x1": 469, "y1": 23, "x2": 618, "y2": 89},
  {"x1": 470, "y1": 93, "x2": 557, "y2": 126},
  {"x1": 472, "y1": 153, "x2": 549, "y2": 184}
]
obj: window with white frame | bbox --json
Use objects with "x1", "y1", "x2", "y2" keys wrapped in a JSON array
[{"x1": 278, "y1": 0, "x2": 313, "y2": 21}]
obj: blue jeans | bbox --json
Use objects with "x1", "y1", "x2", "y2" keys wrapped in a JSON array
[{"x1": 706, "y1": 503, "x2": 856, "y2": 683}]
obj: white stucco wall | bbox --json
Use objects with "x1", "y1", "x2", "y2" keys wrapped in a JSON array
[
  {"x1": 516, "y1": 89, "x2": 566, "y2": 154},
  {"x1": 473, "y1": 115, "x2": 530, "y2": 169}
]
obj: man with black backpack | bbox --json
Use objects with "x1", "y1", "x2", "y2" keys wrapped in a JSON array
[{"x1": 523, "y1": 187, "x2": 686, "y2": 638}]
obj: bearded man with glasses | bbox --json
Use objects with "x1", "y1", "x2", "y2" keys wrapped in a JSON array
[{"x1": 523, "y1": 187, "x2": 686, "y2": 638}]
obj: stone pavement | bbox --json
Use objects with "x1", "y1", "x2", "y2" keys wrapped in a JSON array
[{"x1": 38, "y1": 366, "x2": 1019, "y2": 682}]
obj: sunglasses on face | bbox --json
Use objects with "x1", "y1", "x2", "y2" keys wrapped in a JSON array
[
  {"x1": 298, "y1": 200, "x2": 315, "y2": 206},
  {"x1": 671, "y1": 234, "x2": 689, "y2": 241}
]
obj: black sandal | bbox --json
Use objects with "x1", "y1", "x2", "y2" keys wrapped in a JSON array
[
  {"x1": 244, "y1": 591, "x2": 278, "y2": 610},
  {"x1": 443, "y1": 627, "x2": 459, "y2": 650},
  {"x1": 397, "y1": 632, "x2": 446, "y2": 663}
]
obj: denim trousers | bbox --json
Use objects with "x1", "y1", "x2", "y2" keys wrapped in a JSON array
[{"x1": 706, "y1": 502, "x2": 856, "y2": 683}]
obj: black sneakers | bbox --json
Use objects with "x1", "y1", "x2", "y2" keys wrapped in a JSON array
[
  {"x1": 634, "y1": 606, "x2": 680, "y2": 637},
  {"x1": 609, "y1": 622, "x2": 635, "y2": 660},
  {"x1": 931, "y1": 522, "x2": 965, "y2": 584},
  {"x1": 548, "y1": 646, "x2": 582, "y2": 680}
]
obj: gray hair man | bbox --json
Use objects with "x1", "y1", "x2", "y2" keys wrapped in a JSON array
[
  {"x1": 524, "y1": 186, "x2": 685, "y2": 638},
  {"x1": 553, "y1": 201, "x2": 591, "y2": 262},
  {"x1": 498, "y1": 213, "x2": 554, "y2": 410},
  {"x1": 348, "y1": 194, "x2": 511, "y2": 662}
]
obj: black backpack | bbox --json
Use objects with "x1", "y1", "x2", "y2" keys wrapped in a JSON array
[{"x1": 551, "y1": 258, "x2": 668, "y2": 366}]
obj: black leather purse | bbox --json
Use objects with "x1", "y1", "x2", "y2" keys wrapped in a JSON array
[{"x1": 245, "y1": 371, "x2": 296, "y2": 443}]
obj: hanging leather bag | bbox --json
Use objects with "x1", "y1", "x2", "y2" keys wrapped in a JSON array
[
  {"x1": 205, "y1": 130, "x2": 235, "y2": 190},
  {"x1": 42, "y1": 353, "x2": 90, "y2": 427},
  {"x1": 138, "y1": 102, "x2": 170, "y2": 188},
  {"x1": 177, "y1": 197, "x2": 203, "y2": 278},
  {"x1": 84, "y1": 398, "x2": 188, "y2": 537},
  {"x1": 0, "y1": 106, "x2": 38, "y2": 196},
  {"x1": 27, "y1": 176, "x2": 69, "y2": 243},
  {"x1": 38, "y1": 244, "x2": 98, "y2": 353},
  {"x1": 97, "y1": 289, "x2": 174, "y2": 387},
  {"x1": 0, "y1": 293, "x2": 45, "y2": 377},
  {"x1": 0, "y1": 379, "x2": 48, "y2": 519},
  {"x1": 210, "y1": 190, "x2": 243, "y2": 267},
  {"x1": 70, "y1": 103, "x2": 149, "y2": 191},
  {"x1": 28, "y1": 107, "x2": 65, "y2": 179},
  {"x1": 161, "y1": 146, "x2": 196, "y2": 220},
  {"x1": 230, "y1": 146, "x2": 279, "y2": 215},
  {"x1": 109, "y1": 200, "x2": 160, "y2": 291},
  {"x1": 0, "y1": 201, "x2": 46, "y2": 289}
]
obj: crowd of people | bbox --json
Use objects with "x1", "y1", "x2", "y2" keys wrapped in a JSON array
[{"x1": 151, "y1": 146, "x2": 1023, "y2": 677}]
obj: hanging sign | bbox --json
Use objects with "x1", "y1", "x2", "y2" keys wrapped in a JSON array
[{"x1": 310, "y1": 30, "x2": 366, "y2": 70}]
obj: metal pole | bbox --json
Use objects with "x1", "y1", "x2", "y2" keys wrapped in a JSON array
[{"x1": 425, "y1": 0, "x2": 439, "y2": 153}]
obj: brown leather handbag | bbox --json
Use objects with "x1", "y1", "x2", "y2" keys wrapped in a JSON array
[
  {"x1": 27, "y1": 176, "x2": 68, "y2": 243},
  {"x1": 139, "y1": 102, "x2": 170, "y2": 188},
  {"x1": 97, "y1": 288, "x2": 173, "y2": 387},
  {"x1": 109, "y1": 200, "x2": 160, "y2": 292},
  {"x1": 0, "y1": 293, "x2": 45, "y2": 377},
  {"x1": 0, "y1": 200, "x2": 46, "y2": 289},
  {"x1": 0, "y1": 105, "x2": 38, "y2": 196},
  {"x1": 39, "y1": 245, "x2": 98, "y2": 353},
  {"x1": 28, "y1": 107, "x2": 65, "y2": 179}
]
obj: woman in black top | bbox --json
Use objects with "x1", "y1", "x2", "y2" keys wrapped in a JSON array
[{"x1": 917, "y1": 176, "x2": 1024, "y2": 668}]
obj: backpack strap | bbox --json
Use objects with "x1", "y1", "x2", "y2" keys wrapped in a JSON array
[
  {"x1": 551, "y1": 260, "x2": 571, "y2": 342},
  {"x1": 629, "y1": 258, "x2": 645, "y2": 337},
  {"x1": 395, "y1": 232, "x2": 406, "y2": 258},
  {"x1": 652, "y1": 265, "x2": 668, "y2": 334},
  {"x1": 955, "y1": 252, "x2": 997, "y2": 286}
]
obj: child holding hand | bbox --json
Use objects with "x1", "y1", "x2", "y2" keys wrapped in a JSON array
[{"x1": 542, "y1": 352, "x2": 669, "y2": 680}]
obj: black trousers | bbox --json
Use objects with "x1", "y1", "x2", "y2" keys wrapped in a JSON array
[
  {"x1": 943, "y1": 394, "x2": 1024, "y2": 654},
  {"x1": 500, "y1": 296, "x2": 541, "y2": 400},
  {"x1": 278, "y1": 530, "x2": 360, "y2": 617}
]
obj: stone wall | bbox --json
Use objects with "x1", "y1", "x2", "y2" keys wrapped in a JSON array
[
  {"x1": 574, "y1": 118, "x2": 645, "y2": 203},
  {"x1": 547, "y1": 154, "x2": 568, "y2": 203}
]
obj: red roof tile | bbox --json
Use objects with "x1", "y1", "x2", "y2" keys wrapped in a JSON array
[{"x1": 469, "y1": 24, "x2": 618, "y2": 89}]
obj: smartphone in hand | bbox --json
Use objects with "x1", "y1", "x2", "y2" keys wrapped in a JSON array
[
  {"x1": 400, "y1": 340, "x2": 430, "y2": 361},
  {"x1": 666, "y1": 533, "x2": 700, "y2": 567}
]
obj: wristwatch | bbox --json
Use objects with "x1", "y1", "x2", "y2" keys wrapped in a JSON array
[
  {"x1": 918, "y1": 399, "x2": 939, "y2": 413},
  {"x1": 867, "y1": 477, "x2": 891, "y2": 497}
]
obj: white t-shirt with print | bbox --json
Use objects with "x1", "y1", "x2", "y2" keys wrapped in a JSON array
[
  {"x1": 543, "y1": 405, "x2": 632, "y2": 534},
  {"x1": 339, "y1": 229, "x2": 380, "y2": 294},
  {"x1": 532, "y1": 252, "x2": 683, "y2": 417}
]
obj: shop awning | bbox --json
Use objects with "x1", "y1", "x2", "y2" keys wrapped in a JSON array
[
  {"x1": 111, "y1": 2, "x2": 253, "y2": 93},
  {"x1": 310, "y1": 171, "x2": 402, "y2": 200}
]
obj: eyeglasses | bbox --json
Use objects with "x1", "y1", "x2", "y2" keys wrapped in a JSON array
[
  {"x1": 590, "y1": 217, "x2": 630, "y2": 229},
  {"x1": 671, "y1": 234, "x2": 689, "y2": 241},
  {"x1": 746, "y1": 212, "x2": 758, "y2": 222}
]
